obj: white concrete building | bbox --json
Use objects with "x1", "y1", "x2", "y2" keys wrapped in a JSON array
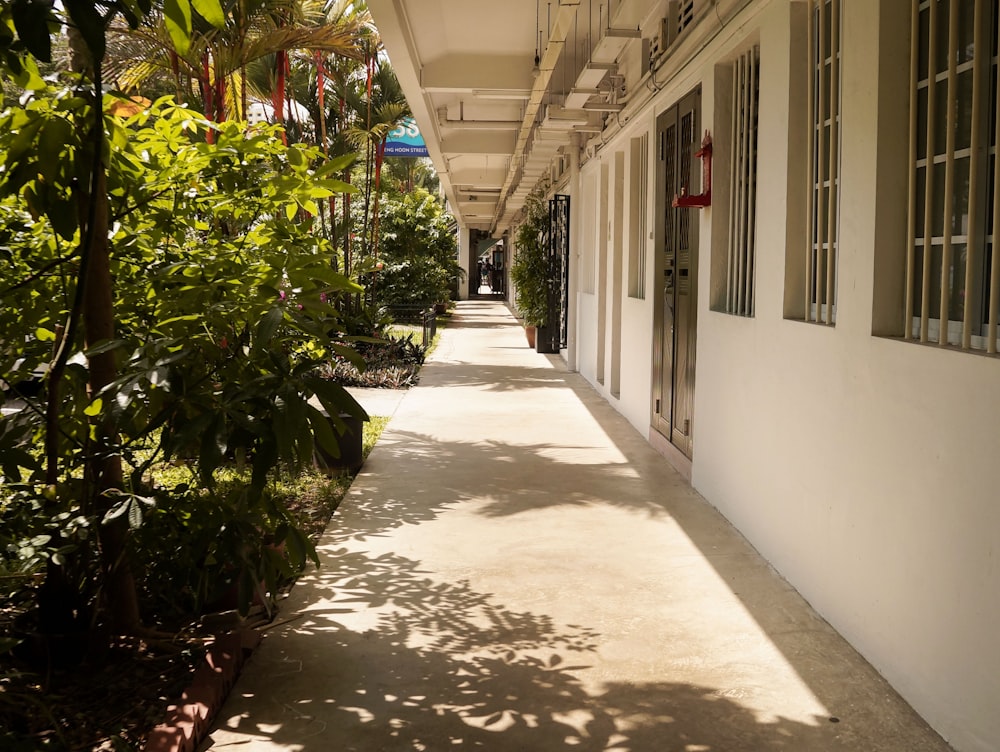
[{"x1": 367, "y1": 2, "x2": 1000, "y2": 750}]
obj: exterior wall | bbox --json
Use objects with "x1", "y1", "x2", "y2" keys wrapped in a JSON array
[{"x1": 571, "y1": 2, "x2": 1000, "y2": 751}]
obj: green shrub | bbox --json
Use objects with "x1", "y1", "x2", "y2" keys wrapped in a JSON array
[
  {"x1": 510, "y1": 188, "x2": 551, "y2": 326},
  {"x1": 376, "y1": 190, "x2": 462, "y2": 307}
]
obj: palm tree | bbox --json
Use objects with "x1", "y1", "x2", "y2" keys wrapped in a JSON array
[
  {"x1": 340, "y1": 55, "x2": 409, "y2": 269},
  {"x1": 383, "y1": 156, "x2": 440, "y2": 195},
  {"x1": 107, "y1": 0, "x2": 368, "y2": 127}
]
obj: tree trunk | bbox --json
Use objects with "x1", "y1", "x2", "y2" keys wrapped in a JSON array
[
  {"x1": 362, "y1": 49, "x2": 374, "y2": 259},
  {"x1": 202, "y1": 53, "x2": 215, "y2": 144},
  {"x1": 171, "y1": 50, "x2": 181, "y2": 102},
  {"x1": 75, "y1": 25, "x2": 140, "y2": 634},
  {"x1": 274, "y1": 50, "x2": 287, "y2": 145},
  {"x1": 371, "y1": 136, "x2": 385, "y2": 263},
  {"x1": 83, "y1": 163, "x2": 141, "y2": 633},
  {"x1": 215, "y1": 69, "x2": 226, "y2": 122}
]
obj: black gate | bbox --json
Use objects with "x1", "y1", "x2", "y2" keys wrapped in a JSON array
[{"x1": 547, "y1": 194, "x2": 570, "y2": 350}]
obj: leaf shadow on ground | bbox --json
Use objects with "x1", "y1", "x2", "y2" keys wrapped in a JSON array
[
  {"x1": 210, "y1": 427, "x2": 869, "y2": 751},
  {"x1": 416, "y1": 362, "x2": 572, "y2": 392},
  {"x1": 208, "y1": 543, "x2": 847, "y2": 751},
  {"x1": 334, "y1": 428, "x2": 699, "y2": 543},
  {"x1": 208, "y1": 303, "x2": 940, "y2": 751}
]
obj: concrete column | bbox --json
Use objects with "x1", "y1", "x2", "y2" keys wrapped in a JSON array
[
  {"x1": 567, "y1": 133, "x2": 583, "y2": 372},
  {"x1": 457, "y1": 223, "x2": 471, "y2": 299}
]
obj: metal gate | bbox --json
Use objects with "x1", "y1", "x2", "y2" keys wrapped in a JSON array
[{"x1": 548, "y1": 194, "x2": 570, "y2": 350}]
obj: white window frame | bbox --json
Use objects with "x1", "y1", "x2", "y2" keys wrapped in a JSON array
[
  {"x1": 805, "y1": 0, "x2": 841, "y2": 326},
  {"x1": 724, "y1": 45, "x2": 760, "y2": 318},
  {"x1": 905, "y1": 0, "x2": 1000, "y2": 354}
]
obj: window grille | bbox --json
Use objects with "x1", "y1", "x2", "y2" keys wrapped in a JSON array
[
  {"x1": 725, "y1": 46, "x2": 760, "y2": 317},
  {"x1": 805, "y1": 0, "x2": 841, "y2": 324},
  {"x1": 628, "y1": 134, "x2": 649, "y2": 299},
  {"x1": 906, "y1": 0, "x2": 1000, "y2": 353}
]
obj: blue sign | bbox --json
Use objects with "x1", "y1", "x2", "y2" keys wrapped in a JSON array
[{"x1": 384, "y1": 117, "x2": 429, "y2": 157}]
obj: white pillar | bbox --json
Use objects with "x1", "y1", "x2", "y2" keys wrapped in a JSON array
[
  {"x1": 567, "y1": 133, "x2": 583, "y2": 372},
  {"x1": 457, "y1": 223, "x2": 471, "y2": 299}
]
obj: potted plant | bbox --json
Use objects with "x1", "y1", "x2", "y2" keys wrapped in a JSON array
[{"x1": 510, "y1": 188, "x2": 552, "y2": 349}]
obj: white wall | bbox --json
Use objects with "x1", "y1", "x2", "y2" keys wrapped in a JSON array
[
  {"x1": 691, "y1": 3, "x2": 1000, "y2": 752},
  {"x1": 572, "y1": 2, "x2": 1000, "y2": 751}
]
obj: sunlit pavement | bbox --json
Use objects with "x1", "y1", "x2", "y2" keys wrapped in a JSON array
[{"x1": 203, "y1": 299, "x2": 951, "y2": 752}]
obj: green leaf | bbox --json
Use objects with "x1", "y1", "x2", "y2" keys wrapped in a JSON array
[
  {"x1": 162, "y1": 0, "x2": 193, "y2": 56},
  {"x1": 84, "y1": 397, "x2": 102, "y2": 417},
  {"x1": 255, "y1": 307, "x2": 283, "y2": 347},
  {"x1": 285, "y1": 525, "x2": 304, "y2": 568},
  {"x1": 11, "y1": 55, "x2": 45, "y2": 90},
  {"x1": 284, "y1": 202, "x2": 298, "y2": 221},
  {"x1": 11, "y1": 0, "x2": 54, "y2": 63},
  {"x1": 34, "y1": 326, "x2": 55, "y2": 342},
  {"x1": 103, "y1": 497, "x2": 130, "y2": 522},
  {"x1": 322, "y1": 179, "x2": 357, "y2": 194},
  {"x1": 316, "y1": 153, "x2": 356, "y2": 175},
  {"x1": 127, "y1": 499, "x2": 144, "y2": 529},
  {"x1": 304, "y1": 376, "x2": 368, "y2": 421},
  {"x1": 85, "y1": 338, "x2": 126, "y2": 356},
  {"x1": 190, "y1": 0, "x2": 225, "y2": 27},
  {"x1": 47, "y1": 195, "x2": 78, "y2": 240},
  {"x1": 38, "y1": 118, "x2": 72, "y2": 175},
  {"x1": 307, "y1": 404, "x2": 338, "y2": 458}
]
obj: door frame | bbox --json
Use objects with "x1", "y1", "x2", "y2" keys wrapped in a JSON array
[{"x1": 651, "y1": 86, "x2": 701, "y2": 460}]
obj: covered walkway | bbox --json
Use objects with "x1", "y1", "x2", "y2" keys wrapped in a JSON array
[{"x1": 204, "y1": 300, "x2": 950, "y2": 751}]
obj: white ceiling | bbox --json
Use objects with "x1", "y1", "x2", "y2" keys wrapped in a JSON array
[{"x1": 368, "y1": 0, "x2": 639, "y2": 236}]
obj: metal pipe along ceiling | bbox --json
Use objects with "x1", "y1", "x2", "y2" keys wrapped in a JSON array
[{"x1": 492, "y1": 0, "x2": 583, "y2": 232}]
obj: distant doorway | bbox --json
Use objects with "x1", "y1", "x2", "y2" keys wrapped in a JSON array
[{"x1": 473, "y1": 237, "x2": 506, "y2": 298}]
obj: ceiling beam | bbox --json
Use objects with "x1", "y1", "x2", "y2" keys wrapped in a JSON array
[
  {"x1": 441, "y1": 132, "x2": 517, "y2": 156},
  {"x1": 421, "y1": 56, "x2": 534, "y2": 94}
]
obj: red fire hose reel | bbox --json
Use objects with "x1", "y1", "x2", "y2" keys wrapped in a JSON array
[{"x1": 672, "y1": 131, "x2": 712, "y2": 209}]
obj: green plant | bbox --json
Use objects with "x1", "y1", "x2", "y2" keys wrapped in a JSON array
[
  {"x1": 0, "y1": 84, "x2": 363, "y2": 634},
  {"x1": 375, "y1": 189, "x2": 462, "y2": 308},
  {"x1": 510, "y1": 187, "x2": 551, "y2": 327},
  {"x1": 320, "y1": 328, "x2": 427, "y2": 389}
]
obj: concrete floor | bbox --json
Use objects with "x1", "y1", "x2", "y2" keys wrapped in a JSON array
[{"x1": 203, "y1": 300, "x2": 952, "y2": 752}]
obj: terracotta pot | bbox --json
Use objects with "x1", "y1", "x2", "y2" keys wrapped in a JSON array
[{"x1": 525, "y1": 325, "x2": 537, "y2": 348}]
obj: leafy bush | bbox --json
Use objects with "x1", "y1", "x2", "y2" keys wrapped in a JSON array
[
  {"x1": 320, "y1": 331, "x2": 427, "y2": 388},
  {"x1": 0, "y1": 91, "x2": 362, "y2": 631},
  {"x1": 375, "y1": 189, "x2": 462, "y2": 308}
]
